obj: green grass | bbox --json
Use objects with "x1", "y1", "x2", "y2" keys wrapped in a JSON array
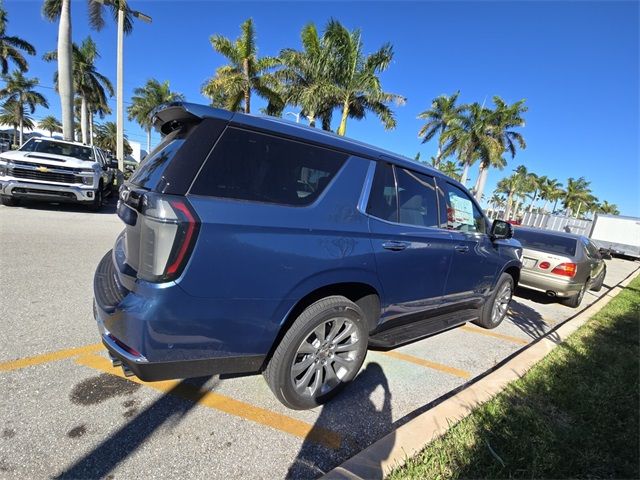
[{"x1": 389, "y1": 277, "x2": 640, "y2": 480}]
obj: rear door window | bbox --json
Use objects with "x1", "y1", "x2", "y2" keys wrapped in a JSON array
[
  {"x1": 396, "y1": 168, "x2": 439, "y2": 227},
  {"x1": 444, "y1": 183, "x2": 486, "y2": 234},
  {"x1": 190, "y1": 128, "x2": 347, "y2": 206},
  {"x1": 366, "y1": 162, "x2": 398, "y2": 222}
]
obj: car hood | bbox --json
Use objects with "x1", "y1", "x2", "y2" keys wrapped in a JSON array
[{"x1": 0, "y1": 149, "x2": 97, "y2": 170}]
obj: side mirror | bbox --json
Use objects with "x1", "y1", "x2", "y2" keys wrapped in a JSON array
[
  {"x1": 490, "y1": 219, "x2": 513, "y2": 240},
  {"x1": 108, "y1": 159, "x2": 119, "y2": 169},
  {"x1": 598, "y1": 247, "x2": 612, "y2": 260}
]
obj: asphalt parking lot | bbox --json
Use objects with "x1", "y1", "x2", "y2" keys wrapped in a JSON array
[{"x1": 1, "y1": 201, "x2": 638, "y2": 479}]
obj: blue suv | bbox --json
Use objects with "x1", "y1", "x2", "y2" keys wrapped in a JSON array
[{"x1": 93, "y1": 103, "x2": 521, "y2": 410}]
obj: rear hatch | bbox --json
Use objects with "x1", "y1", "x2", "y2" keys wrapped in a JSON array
[{"x1": 115, "y1": 110, "x2": 228, "y2": 286}]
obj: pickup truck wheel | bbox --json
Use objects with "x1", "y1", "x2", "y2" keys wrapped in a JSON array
[
  {"x1": 264, "y1": 296, "x2": 368, "y2": 410},
  {"x1": 474, "y1": 273, "x2": 514, "y2": 329},
  {"x1": 1, "y1": 196, "x2": 19, "y2": 206},
  {"x1": 88, "y1": 186, "x2": 103, "y2": 212}
]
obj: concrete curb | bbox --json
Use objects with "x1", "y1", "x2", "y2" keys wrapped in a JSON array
[{"x1": 323, "y1": 265, "x2": 640, "y2": 480}]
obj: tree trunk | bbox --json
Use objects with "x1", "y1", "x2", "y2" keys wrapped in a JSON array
[
  {"x1": 505, "y1": 190, "x2": 514, "y2": 220},
  {"x1": 553, "y1": 198, "x2": 559, "y2": 213},
  {"x1": 575, "y1": 202, "x2": 582, "y2": 218},
  {"x1": 89, "y1": 111, "x2": 93, "y2": 145},
  {"x1": 542, "y1": 199, "x2": 549, "y2": 214},
  {"x1": 307, "y1": 112, "x2": 316, "y2": 128},
  {"x1": 337, "y1": 99, "x2": 350, "y2": 136},
  {"x1": 80, "y1": 96, "x2": 88, "y2": 144},
  {"x1": 18, "y1": 97, "x2": 24, "y2": 146},
  {"x1": 528, "y1": 190, "x2": 538, "y2": 213},
  {"x1": 146, "y1": 128, "x2": 151, "y2": 154},
  {"x1": 460, "y1": 161, "x2": 470, "y2": 185},
  {"x1": 243, "y1": 58, "x2": 250, "y2": 114},
  {"x1": 474, "y1": 165, "x2": 489, "y2": 201},
  {"x1": 434, "y1": 125, "x2": 444, "y2": 168},
  {"x1": 58, "y1": 0, "x2": 74, "y2": 141},
  {"x1": 12, "y1": 125, "x2": 17, "y2": 147}
]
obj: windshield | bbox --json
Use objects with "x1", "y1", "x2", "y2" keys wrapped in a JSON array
[
  {"x1": 20, "y1": 138, "x2": 94, "y2": 161},
  {"x1": 513, "y1": 229, "x2": 577, "y2": 257}
]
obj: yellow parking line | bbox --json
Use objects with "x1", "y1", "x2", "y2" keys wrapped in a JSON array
[
  {"x1": 459, "y1": 325, "x2": 530, "y2": 346},
  {"x1": 382, "y1": 351, "x2": 471, "y2": 379},
  {"x1": 75, "y1": 353, "x2": 343, "y2": 450},
  {"x1": 0, "y1": 343, "x2": 103, "y2": 372}
]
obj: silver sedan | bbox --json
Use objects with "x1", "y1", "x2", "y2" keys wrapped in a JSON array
[{"x1": 512, "y1": 227, "x2": 608, "y2": 308}]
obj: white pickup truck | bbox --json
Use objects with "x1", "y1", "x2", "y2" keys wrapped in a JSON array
[{"x1": 0, "y1": 137, "x2": 116, "y2": 211}]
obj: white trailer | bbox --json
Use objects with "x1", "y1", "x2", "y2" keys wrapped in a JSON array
[{"x1": 589, "y1": 214, "x2": 640, "y2": 259}]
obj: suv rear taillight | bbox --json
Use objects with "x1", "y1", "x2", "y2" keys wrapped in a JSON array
[
  {"x1": 137, "y1": 192, "x2": 200, "y2": 282},
  {"x1": 551, "y1": 262, "x2": 577, "y2": 278}
]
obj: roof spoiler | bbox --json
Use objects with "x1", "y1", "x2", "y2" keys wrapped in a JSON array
[{"x1": 151, "y1": 102, "x2": 234, "y2": 135}]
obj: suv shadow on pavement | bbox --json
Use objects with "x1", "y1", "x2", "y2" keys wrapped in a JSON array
[
  {"x1": 55, "y1": 376, "x2": 214, "y2": 479},
  {"x1": 286, "y1": 362, "x2": 393, "y2": 479}
]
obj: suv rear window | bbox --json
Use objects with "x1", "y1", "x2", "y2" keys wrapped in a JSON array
[
  {"x1": 190, "y1": 128, "x2": 347, "y2": 206},
  {"x1": 513, "y1": 229, "x2": 577, "y2": 257},
  {"x1": 129, "y1": 129, "x2": 185, "y2": 191}
]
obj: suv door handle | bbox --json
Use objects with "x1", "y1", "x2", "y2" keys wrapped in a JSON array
[
  {"x1": 454, "y1": 244, "x2": 469, "y2": 253},
  {"x1": 382, "y1": 241, "x2": 409, "y2": 251}
]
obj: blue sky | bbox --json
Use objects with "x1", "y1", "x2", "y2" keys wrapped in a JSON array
[{"x1": 5, "y1": 0, "x2": 639, "y2": 215}]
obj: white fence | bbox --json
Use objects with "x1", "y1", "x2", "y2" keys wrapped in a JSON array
[{"x1": 521, "y1": 212, "x2": 593, "y2": 236}]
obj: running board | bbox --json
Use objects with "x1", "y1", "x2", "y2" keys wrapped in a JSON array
[{"x1": 368, "y1": 309, "x2": 479, "y2": 349}]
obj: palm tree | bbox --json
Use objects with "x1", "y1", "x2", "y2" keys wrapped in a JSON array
[
  {"x1": 563, "y1": 177, "x2": 592, "y2": 217},
  {"x1": 0, "y1": 100, "x2": 34, "y2": 146},
  {"x1": 436, "y1": 160, "x2": 462, "y2": 181},
  {"x1": 526, "y1": 173, "x2": 545, "y2": 213},
  {"x1": 441, "y1": 102, "x2": 498, "y2": 186},
  {"x1": 538, "y1": 177, "x2": 563, "y2": 214},
  {"x1": 38, "y1": 115, "x2": 63, "y2": 137},
  {"x1": 488, "y1": 193, "x2": 506, "y2": 219},
  {"x1": 128, "y1": 79, "x2": 184, "y2": 152},
  {"x1": 0, "y1": 7, "x2": 36, "y2": 74},
  {"x1": 473, "y1": 97, "x2": 527, "y2": 201},
  {"x1": 417, "y1": 91, "x2": 464, "y2": 167},
  {"x1": 324, "y1": 20, "x2": 405, "y2": 136},
  {"x1": 42, "y1": 0, "x2": 133, "y2": 141},
  {"x1": 496, "y1": 165, "x2": 530, "y2": 220},
  {"x1": 202, "y1": 18, "x2": 279, "y2": 114},
  {"x1": 44, "y1": 37, "x2": 114, "y2": 144},
  {"x1": 0, "y1": 71, "x2": 48, "y2": 145},
  {"x1": 94, "y1": 121, "x2": 131, "y2": 155},
  {"x1": 598, "y1": 201, "x2": 620, "y2": 215},
  {"x1": 276, "y1": 22, "x2": 340, "y2": 128}
]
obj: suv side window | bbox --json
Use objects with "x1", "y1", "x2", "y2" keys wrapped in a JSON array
[
  {"x1": 366, "y1": 162, "x2": 398, "y2": 222},
  {"x1": 444, "y1": 183, "x2": 486, "y2": 234},
  {"x1": 191, "y1": 128, "x2": 347, "y2": 206},
  {"x1": 396, "y1": 168, "x2": 439, "y2": 227}
]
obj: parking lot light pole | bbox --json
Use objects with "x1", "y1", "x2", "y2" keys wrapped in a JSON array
[{"x1": 95, "y1": 0, "x2": 152, "y2": 176}]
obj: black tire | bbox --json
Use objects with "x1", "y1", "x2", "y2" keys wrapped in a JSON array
[
  {"x1": 590, "y1": 267, "x2": 606, "y2": 292},
  {"x1": 88, "y1": 185, "x2": 103, "y2": 212},
  {"x1": 562, "y1": 281, "x2": 588, "y2": 308},
  {"x1": 474, "y1": 273, "x2": 514, "y2": 329},
  {"x1": 0, "y1": 196, "x2": 19, "y2": 206},
  {"x1": 264, "y1": 295, "x2": 368, "y2": 410}
]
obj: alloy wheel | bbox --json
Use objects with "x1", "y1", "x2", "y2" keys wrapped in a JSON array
[
  {"x1": 491, "y1": 283, "x2": 512, "y2": 324},
  {"x1": 290, "y1": 318, "x2": 360, "y2": 399}
]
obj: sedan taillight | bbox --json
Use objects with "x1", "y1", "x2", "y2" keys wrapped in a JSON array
[{"x1": 551, "y1": 262, "x2": 577, "y2": 278}]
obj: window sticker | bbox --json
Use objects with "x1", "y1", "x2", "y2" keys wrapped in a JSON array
[{"x1": 449, "y1": 193, "x2": 474, "y2": 227}]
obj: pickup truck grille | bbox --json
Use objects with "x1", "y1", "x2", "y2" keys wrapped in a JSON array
[{"x1": 9, "y1": 167, "x2": 81, "y2": 184}]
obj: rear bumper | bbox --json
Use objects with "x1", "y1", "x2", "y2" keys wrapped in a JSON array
[
  {"x1": 93, "y1": 250, "x2": 270, "y2": 381},
  {"x1": 0, "y1": 178, "x2": 96, "y2": 203},
  {"x1": 519, "y1": 269, "x2": 583, "y2": 297}
]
